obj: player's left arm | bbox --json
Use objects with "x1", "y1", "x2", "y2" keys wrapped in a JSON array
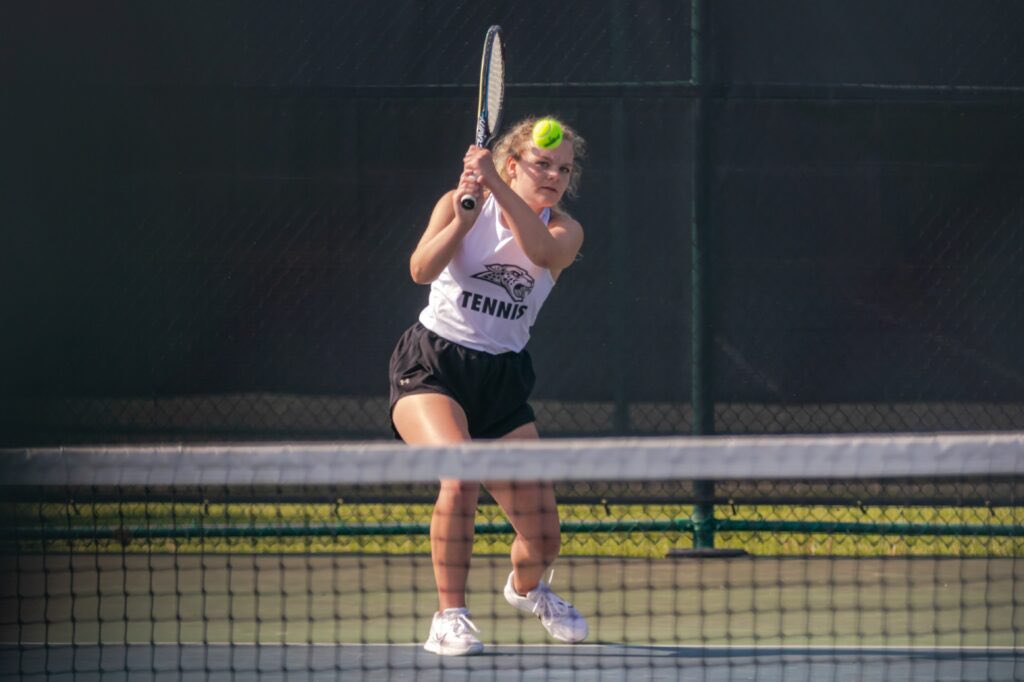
[
  {"x1": 468, "y1": 157, "x2": 582, "y2": 271},
  {"x1": 539, "y1": 213, "x2": 583, "y2": 278},
  {"x1": 494, "y1": 190, "x2": 583, "y2": 272}
]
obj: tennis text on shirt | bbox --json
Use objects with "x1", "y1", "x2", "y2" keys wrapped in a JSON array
[{"x1": 418, "y1": 194, "x2": 556, "y2": 354}]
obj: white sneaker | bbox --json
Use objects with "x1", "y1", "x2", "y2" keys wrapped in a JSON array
[
  {"x1": 423, "y1": 607, "x2": 484, "y2": 656},
  {"x1": 503, "y1": 571, "x2": 588, "y2": 643}
]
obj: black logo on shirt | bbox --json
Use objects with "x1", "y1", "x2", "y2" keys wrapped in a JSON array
[
  {"x1": 458, "y1": 291, "x2": 527, "y2": 319},
  {"x1": 470, "y1": 264, "x2": 535, "y2": 302}
]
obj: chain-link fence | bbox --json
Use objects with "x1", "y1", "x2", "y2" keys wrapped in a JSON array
[{"x1": 2, "y1": 1, "x2": 1022, "y2": 444}]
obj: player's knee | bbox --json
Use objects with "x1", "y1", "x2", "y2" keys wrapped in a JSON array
[{"x1": 436, "y1": 481, "x2": 480, "y2": 513}]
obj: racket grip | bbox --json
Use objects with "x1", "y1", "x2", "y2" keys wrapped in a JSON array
[{"x1": 459, "y1": 194, "x2": 477, "y2": 210}]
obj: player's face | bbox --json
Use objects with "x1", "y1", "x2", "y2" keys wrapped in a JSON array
[{"x1": 511, "y1": 144, "x2": 575, "y2": 210}]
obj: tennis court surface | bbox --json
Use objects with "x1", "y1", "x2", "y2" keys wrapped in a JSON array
[{"x1": 2, "y1": 434, "x2": 1022, "y2": 679}]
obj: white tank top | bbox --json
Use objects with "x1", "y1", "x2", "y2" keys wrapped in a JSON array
[{"x1": 419, "y1": 194, "x2": 556, "y2": 354}]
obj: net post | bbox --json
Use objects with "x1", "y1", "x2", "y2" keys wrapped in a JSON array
[
  {"x1": 691, "y1": 480, "x2": 716, "y2": 549},
  {"x1": 671, "y1": 0, "x2": 743, "y2": 559},
  {"x1": 691, "y1": 0, "x2": 716, "y2": 549}
]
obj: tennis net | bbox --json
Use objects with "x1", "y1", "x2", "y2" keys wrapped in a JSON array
[{"x1": 1, "y1": 433, "x2": 1022, "y2": 680}]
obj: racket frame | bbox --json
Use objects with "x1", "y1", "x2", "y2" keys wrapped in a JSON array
[{"x1": 460, "y1": 25, "x2": 504, "y2": 211}]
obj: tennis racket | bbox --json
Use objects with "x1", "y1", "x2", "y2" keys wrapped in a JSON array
[{"x1": 460, "y1": 25, "x2": 505, "y2": 211}]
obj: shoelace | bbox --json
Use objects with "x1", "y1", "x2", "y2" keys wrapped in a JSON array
[
  {"x1": 445, "y1": 611, "x2": 481, "y2": 637},
  {"x1": 530, "y1": 570, "x2": 574, "y2": 621}
]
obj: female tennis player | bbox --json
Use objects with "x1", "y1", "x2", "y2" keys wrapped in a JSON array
[{"x1": 388, "y1": 116, "x2": 588, "y2": 656}]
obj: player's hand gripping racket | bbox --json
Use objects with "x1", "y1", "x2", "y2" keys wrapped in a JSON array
[{"x1": 460, "y1": 25, "x2": 505, "y2": 211}]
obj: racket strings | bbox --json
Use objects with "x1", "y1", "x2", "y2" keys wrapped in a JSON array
[{"x1": 485, "y1": 36, "x2": 504, "y2": 134}]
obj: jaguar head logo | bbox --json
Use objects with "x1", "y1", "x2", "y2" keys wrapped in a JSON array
[{"x1": 471, "y1": 264, "x2": 535, "y2": 302}]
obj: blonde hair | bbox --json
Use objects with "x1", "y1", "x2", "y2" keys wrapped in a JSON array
[{"x1": 492, "y1": 116, "x2": 586, "y2": 203}]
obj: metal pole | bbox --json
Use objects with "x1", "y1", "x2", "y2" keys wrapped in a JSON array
[
  {"x1": 610, "y1": 4, "x2": 630, "y2": 434},
  {"x1": 690, "y1": 0, "x2": 716, "y2": 549}
]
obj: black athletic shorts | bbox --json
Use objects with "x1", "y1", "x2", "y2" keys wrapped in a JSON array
[{"x1": 388, "y1": 322, "x2": 536, "y2": 440}]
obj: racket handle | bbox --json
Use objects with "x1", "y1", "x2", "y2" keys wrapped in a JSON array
[{"x1": 459, "y1": 194, "x2": 477, "y2": 210}]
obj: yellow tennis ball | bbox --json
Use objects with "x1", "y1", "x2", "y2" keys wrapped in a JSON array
[{"x1": 532, "y1": 118, "x2": 564, "y2": 150}]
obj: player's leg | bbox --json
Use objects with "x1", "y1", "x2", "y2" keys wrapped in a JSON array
[
  {"x1": 486, "y1": 421, "x2": 588, "y2": 643},
  {"x1": 392, "y1": 394, "x2": 477, "y2": 611},
  {"x1": 484, "y1": 421, "x2": 560, "y2": 594},
  {"x1": 393, "y1": 393, "x2": 484, "y2": 655}
]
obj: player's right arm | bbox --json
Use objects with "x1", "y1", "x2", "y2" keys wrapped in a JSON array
[
  {"x1": 409, "y1": 166, "x2": 481, "y2": 284},
  {"x1": 409, "y1": 171, "x2": 481, "y2": 284}
]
